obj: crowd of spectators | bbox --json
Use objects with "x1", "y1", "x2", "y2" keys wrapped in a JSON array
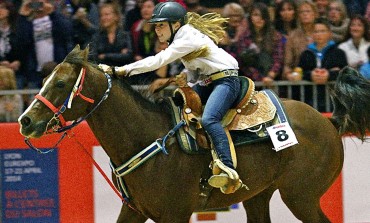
[{"x1": 0, "y1": 0, "x2": 369, "y2": 121}]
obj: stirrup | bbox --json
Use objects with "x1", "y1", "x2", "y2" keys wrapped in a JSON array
[
  {"x1": 211, "y1": 159, "x2": 240, "y2": 180},
  {"x1": 208, "y1": 160, "x2": 240, "y2": 188},
  {"x1": 208, "y1": 173, "x2": 247, "y2": 194},
  {"x1": 208, "y1": 172, "x2": 229, "y2": 188},
  {"x1": 220, "y1": 179, "x2": 244, "y2": 194}
]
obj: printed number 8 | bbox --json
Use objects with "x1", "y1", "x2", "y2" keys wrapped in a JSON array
[{"x1": 276, "y1": 130, "x2": 289, "y2": 141}]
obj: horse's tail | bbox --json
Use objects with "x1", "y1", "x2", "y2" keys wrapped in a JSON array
[{"x1": 330, "y1": 66, "x2": 370, "y2": 141}]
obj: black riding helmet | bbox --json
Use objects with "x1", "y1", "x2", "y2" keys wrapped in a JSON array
[{"x1": 148, "y1": 2, "x2": 187, "y2": 43}]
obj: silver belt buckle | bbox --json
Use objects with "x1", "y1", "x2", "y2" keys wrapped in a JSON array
[
  {"x1": 225, "y1": 70, "x2": 238, "y2": 77},
  {"x1": 224, "y1": 70, "x2": 231, "y2": 76},
  {"x1": 224, "y1": 69, "x2": 237, "y2": 77}
]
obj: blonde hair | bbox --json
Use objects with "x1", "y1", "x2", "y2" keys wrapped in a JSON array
[
  {"x1": 298, "y1": 0, "x2": 318, "y2": 17},
  {"x1": 222, "y1": 3, "x2": 245, "y2": 18},
  {"x1": 185, "y1": 12, "x2": 228, "y2": 44},
  {"x1": 329, "y1": 0, "x2": 347, "y2": 21},
  {"x1": 99, "y1": 2, "x2": 123, "y2": 28}
]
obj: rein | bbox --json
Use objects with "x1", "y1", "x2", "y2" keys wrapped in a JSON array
[
  {"x1": 23, "y1": 67, "x2": 143, "y2": 213},
  {"x1": 25, "y1": 68, "x2": 112, "y2": 154},
  {"x1": 23, "y1": 64, "x2": 187, "y2": 213},
  {"x1": 153, "y1": 77, "x2": 176, "y2": 93}
]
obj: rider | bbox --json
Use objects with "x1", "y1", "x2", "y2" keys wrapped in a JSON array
[{"x1": 99, "y1": 2, "x2": 246, "y2": 193}]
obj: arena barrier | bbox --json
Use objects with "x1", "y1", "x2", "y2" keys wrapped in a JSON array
[
  {"x1": 0, "y1": 80, "x2": 337, "y2": 114},
  {"x1": 0, "y1": 122, "x2": 369, "y2": 223}
]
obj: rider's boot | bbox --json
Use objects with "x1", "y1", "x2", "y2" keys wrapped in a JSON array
[{"x1": 208, "y1": 159, "x2": 243, "y2": 194}]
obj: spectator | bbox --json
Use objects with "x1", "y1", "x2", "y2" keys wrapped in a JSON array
[
  {"x1": 365, "y1": 2, "x2": 370, "y2": 22},
  {"x1": 0, "y1": 67, "x2": 23, "y2": 122},
  {"x1": 359, "y1": 46, "x2": 370, "y2": 79},
  {"x1": 236, "y1": 2, "x2": 284, "y2": 84},
  {"x1": 283, "y1": 0, "x2": 317, "y2": 80},
  {"x1": 0, "y1": 0, "x2": 21, "y2": 80},
  {"x1": 234, "y1": 0, "x2": 254, "y2": 42},
  {"x1": 17, "y1": 0, "x2": 73, "y2": 89},
  {"x1": 219, "y1": 2, "x2": 245, "y2": 57},
  {"x1": 129, "y1": 0, "x2": 159, "y2": 84},
  {"x1": 124, "y1": 0, "x2": 144, "y2": 31},
  {"x1": 327, "y1": 0, "x2": 349, "y2": 43},
  {"x1": 68, "y1": 0, "x2": 99, "y2": 48},
  {"x1": 338, "y1": 15, "x2": 370, "y2": 69},
  {"x1": 274, "y1": 0, "x2": 297, "y2": 40},
  {"x1": 125, "y1": 0, "x2": 187, "y2": 32},
  {"x1": 314, "y1": 0, "x2": 330, "y2": 18},
  {"x1": 239, "y1": 0, "x2": 254, "y2": 18},
  {"x1": 131, "y1": 0, "x2": 157, "y2": 61},
  {"x1": 184, "y1": 0, "x2": 208, "y2": 15},
  {"x1": 124, "y1": 0, "x2": 136, "y2": 14},
  {"x1": 298, "y1": 18, "x2": 347, "y2": 111},
  {"x1": 90, "y1": 2, "x2": 133, "y2": 66}
]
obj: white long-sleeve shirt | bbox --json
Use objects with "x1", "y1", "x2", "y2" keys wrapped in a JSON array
[
  {"x1": 338, "y1": 38, "x2": 370, "y2": 68},
  {"x1": 123, "y1": 24, "x2": 238, "y2": 83}
]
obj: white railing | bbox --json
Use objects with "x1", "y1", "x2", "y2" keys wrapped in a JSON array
[{"x1": 0, "y1": 80, "x2": 335, "y2": 114}]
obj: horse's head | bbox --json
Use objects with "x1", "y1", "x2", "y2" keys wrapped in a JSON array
[{"x1": 19, "y1": 45, "x2": 103, "y2": 138}]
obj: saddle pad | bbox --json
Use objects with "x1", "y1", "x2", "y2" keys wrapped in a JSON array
[{"x1": 169, "y1": 89, "x2": 289, "y2": 154}]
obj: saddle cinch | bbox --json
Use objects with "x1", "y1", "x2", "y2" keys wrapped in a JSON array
[{"x1": 169, "y1": 76, "x2": 287, "y2": 155}]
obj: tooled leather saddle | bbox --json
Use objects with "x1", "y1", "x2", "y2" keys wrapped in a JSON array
[{"x1": 169, "y1": 76, "x2": 288, "y2": 154}]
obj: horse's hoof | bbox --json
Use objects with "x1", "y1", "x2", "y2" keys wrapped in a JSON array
[{"x1": 208, "y1": 173, "x2": 229, "y2": 188}]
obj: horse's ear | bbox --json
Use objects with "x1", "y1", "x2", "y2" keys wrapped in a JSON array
[
  {"x1": 72, "y1": 44, "x2": 81, "y2": 52},
  {"x1": 81, "y1": 44, "x2": 90, "y2": 61},
  {"x1": 66, "y1": 44, "x2": 81, "y2": 58}
]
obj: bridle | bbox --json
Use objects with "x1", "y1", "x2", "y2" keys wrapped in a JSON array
[{"x1": 25, "y1": 66, "x2": 112, "y2": 153}]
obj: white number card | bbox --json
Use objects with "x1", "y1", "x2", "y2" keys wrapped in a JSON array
[{"x1": 266, "y1": 122, "x2": 298, "y2": 152}]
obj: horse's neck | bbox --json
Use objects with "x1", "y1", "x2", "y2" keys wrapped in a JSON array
[{"x1": 86, "y1": 79, "x2": 170, "y2": 165}]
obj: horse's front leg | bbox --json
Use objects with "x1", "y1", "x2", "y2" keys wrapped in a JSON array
[{"x1": 116, "y1": 204, "x2": 148, "y2": 223}]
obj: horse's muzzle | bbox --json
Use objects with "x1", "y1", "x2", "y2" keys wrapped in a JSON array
[{"x1": 19, "y1": 115, "x2": 47, "y2": 138}]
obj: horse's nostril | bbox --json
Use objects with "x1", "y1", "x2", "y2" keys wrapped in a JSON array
[{"x1": 20, "y1": 116, "x2": 32, "y2": 127}]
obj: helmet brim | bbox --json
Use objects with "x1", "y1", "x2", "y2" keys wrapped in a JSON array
[{"x1": 148, "y1": 18, "x2": 169, "y2": 24}]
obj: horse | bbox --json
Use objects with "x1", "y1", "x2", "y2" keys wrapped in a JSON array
[{"x1": 18, "y1": 45, "x2": 370, "y2": 223}]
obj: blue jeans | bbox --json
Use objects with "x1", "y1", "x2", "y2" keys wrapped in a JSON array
[{"x1": 193, "y1": 76, "x2": 240, "y2": 169}]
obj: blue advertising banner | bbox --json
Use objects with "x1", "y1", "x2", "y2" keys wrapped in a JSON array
[{"x1": 0, "y1": 149, "x2": 59, "y2": 223}]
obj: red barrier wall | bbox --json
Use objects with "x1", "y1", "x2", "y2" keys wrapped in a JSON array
[{"x1": 0, "y1": 122, "x2": 99, "y2": 223}]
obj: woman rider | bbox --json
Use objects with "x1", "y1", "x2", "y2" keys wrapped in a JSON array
[{"x1": 99, "y1": 2, "x2": 247, "y2": 193}]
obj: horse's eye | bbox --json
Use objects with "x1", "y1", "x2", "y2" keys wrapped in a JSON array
[{"x1": 56, "y1": 80, "x2": 65, "y2": 88}]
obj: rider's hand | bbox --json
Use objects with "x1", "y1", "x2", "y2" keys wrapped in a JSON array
[
  {"x1": 98, "y1": 64, "x2": 113, "y2": 75},
  {"x1": 98, "y1": 64, "x2": 127, "y2": 77},
  {"x1": 175, "y1": 72, "x2": 188, "y2": 87},
  {"x1": 149, "y1": 78, "x2": 170, "y2": 93}
]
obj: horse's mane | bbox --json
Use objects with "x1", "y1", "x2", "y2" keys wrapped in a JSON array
[{"x1": 64, "y1": 47, "x2": 171, "y2": 115}]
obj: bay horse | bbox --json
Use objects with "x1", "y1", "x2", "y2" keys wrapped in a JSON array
[{"x1": 18, "y1": 45, "x2": 370, "y2": 223}]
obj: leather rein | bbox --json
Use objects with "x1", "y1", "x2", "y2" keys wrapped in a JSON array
[{"x1": 25, "y1": 67, "x2": 112, "y2": 154}]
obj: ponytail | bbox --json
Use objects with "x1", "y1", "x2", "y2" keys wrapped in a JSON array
[{"x1": 185, "y1": 12, "x2": 228, "y2": 44}]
